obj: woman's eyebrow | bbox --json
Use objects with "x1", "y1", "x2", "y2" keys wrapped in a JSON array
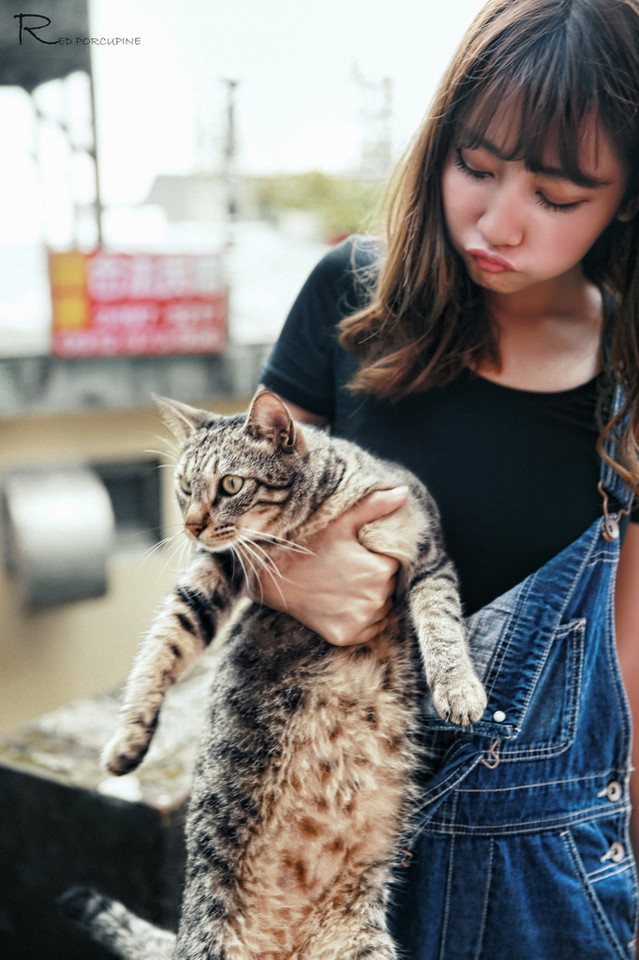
[{"x1": 460, "y1": 130, "x2": 613, "y2": 188}]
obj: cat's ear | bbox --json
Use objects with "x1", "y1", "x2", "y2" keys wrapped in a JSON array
[
  {"x1": 246, "y1": 391, "x2": 308, "y2": 455},
  {"x1": 153, "y1": 394, "x2": 211, "y2": 440}
]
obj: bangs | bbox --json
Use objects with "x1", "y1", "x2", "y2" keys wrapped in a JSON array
[
  {"x1": 456, "y1": 87, "x2": 602, "y2": 187},
  {"x1": 448, "y1": 0, "x2": 637, "y2": 187}
]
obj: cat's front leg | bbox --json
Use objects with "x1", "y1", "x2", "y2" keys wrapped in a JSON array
[
  {"x1": 427, "y1": 644, "x2": 487, "y2": 726},
  {"x1": 357, "y1": 493, "x2": 486, "y2": 724},
  {"x1": 408, "y1": 552, "x2": 487, "y2": 725},
  {"x1": 103, "y1": 552, "x2": 245, "y2": 776},
  {"x1": 402, "y1": 514, "x2": 487, "y2": 725}
]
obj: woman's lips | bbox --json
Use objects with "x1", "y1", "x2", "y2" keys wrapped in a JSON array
[{"x1": 467, "y1": 248, "x2": 515, "y2": 273}]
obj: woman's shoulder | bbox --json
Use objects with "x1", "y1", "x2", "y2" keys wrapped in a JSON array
[
  {"x1": 303, "y1": 234, "x2": 382, "y2": 309},
  {"x1": 325, "y1": 233, "x2": 382, "y2": 269},
  {"x1": 282, "y1": 234, "x2": 382, "y2": 333},
  {"x1": 259, "y1": 237, "x2": 379, "y2": 418}
]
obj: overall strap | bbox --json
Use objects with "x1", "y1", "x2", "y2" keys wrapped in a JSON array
[
  {"x1": 598, "y1": 382, "x2": 634, "y2": 539},
  {"x1": 598, "y1": 298, "x2": 634, "y2": 512}
]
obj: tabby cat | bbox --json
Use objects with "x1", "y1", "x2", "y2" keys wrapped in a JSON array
[{"x1": 63, "y1": 390, "x2": 486, "y2": 960}]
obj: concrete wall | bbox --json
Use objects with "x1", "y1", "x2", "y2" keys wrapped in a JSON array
[{"x1": 0, "y1": 394, "x2": 249, "y2": 736}]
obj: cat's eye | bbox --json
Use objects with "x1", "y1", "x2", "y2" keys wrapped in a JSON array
[
  {"x1": 179, "y1": 477, "x2": 192, "y2": 496},
  {"x1": 221, "y1": 475, "x2": 244, "y2": 495}
]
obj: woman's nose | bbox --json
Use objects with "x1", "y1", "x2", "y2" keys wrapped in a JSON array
[{"x1": 477, "y1": 185, "x2": 524, "y2": 248}]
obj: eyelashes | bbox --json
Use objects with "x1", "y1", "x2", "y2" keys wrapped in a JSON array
[
  {"x1": 534, "y1": 194, "x2": 581, "y2": 214},
  {"x1": 453, "y1": 148, "x2": 582, "y2": 214},
  {"x1": 454, "y1": 148, "x2": 490, "y2": 180}
]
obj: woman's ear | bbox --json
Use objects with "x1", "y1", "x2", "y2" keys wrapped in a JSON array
[{"x1": 618, "y1": 195, "x2": 639, "y2": 222}]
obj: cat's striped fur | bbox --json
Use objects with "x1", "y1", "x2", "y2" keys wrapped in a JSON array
[{"x1": 66, "y1": 391, "x2": 486, "y2": 959}]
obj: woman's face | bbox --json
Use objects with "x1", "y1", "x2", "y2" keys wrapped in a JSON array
[{"x1": 441, "y1": 111, "x2": 631, "y2": 298}]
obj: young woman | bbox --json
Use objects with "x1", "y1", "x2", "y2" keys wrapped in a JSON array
[{"x1": 256, "y1": 0, "x2": 639, "y2": 956}]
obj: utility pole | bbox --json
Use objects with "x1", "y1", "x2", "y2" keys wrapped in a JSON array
[
  {"x1": 221, "y1": 78, "x2": 239, "y2": 246},
  {"x1": 351, "y1": 65, "x2": 393, "y2": 179}
]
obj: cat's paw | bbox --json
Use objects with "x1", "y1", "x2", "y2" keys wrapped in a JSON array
[
  {"x1": 102, "y1": 727, "x2": 152, "y2": 776},
  {"x1": 432, "y1": 672, "x2": 487, "y2": 726}
]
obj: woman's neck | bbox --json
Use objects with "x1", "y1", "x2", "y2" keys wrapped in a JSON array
[{"x1": 475, "y1": 271, "x2": 604, "y2": 392}]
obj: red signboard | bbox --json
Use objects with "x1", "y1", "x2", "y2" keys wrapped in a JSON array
[{"x1": 50, "y1": 250, "x2": 228, "y2": 358}]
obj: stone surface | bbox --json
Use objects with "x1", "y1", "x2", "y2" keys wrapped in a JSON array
[{"x1": 0, "y1": 651, "x2": 216, "y2": 959}]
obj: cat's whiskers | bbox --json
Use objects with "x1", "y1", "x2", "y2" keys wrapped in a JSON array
[
  {"x1": 235, "y1": 535, "x2": 290, "y2": 607},
  {"x1": 244, "y1": 539, "x2": 305, "y2": 594},
  {"x1": 240, "y1": 528, "x2": 317, "y2": 559},
  {"x1": 234, "y1": 536, "x2": 271, "y2": 590},
  {"x1": 147, "y1": 432, "x2": 179, "y2": 458},
  {"x1": 228, "y1": 541, "x2": 261, "y2": 601},
  {"x1": 175, "y1": 531, "x2": 195, "y2": 572},
  {"x1": 238, "y1": 536, "x2": 276, "y2": 569},
  {"x1": 142, "y1": 526, "x2": 193, "y2": 581},
  {"x1": 142, "y1": 530, "x2": 181, "y2": 564},
  {"x1": 148, "y1": 459, "x2": 179, "y2": 472}
]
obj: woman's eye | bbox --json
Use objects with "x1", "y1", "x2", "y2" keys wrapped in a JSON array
[
  {"x1": 221, "y1": 475, "x2": 244, "y2": 495},
  {"x1": 454, "y1": 148, "x2": 492, "y2": 180},
  {"x1": 535, "y1": 193, "x2": 583, "y2": 214},
  {"x1": 179, "y1": 477, "x2": 192, "y2": 496}
]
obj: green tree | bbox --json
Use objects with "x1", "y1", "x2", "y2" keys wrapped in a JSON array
[{"x1": 248, "y1": 172, "x2": 385, "y2": 241}]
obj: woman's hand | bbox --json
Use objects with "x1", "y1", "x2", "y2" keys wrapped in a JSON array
[{"x1": 251, "y1": 487, "x2": 409, "y2": 646}]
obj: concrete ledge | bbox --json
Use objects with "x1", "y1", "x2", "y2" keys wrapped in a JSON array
[
  {"x1": 0, "y1": 653, "x2": 214, "y2": 959},
  {"x1": 0, "y1": 343, "x2": 272, "y2": 417}
]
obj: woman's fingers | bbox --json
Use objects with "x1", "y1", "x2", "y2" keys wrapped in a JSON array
[{"x1": 248, "y1": 487, "x2": 409, "y2": 646}]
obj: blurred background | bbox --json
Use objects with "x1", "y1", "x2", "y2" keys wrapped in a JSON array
[
  {"x1": 1, "y1": 3, "x2": 493, "y2": 956},
  {"x1": 0, "y1": 0, "x2": 485, "y2": 735}
]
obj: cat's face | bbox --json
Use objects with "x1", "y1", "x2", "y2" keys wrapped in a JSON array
[{"x1": 157, "y1": 392, "x2": 309, "y2": 554}]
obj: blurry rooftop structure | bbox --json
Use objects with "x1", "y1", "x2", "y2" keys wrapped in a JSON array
[
  {"x1": 0, "y1": 1, "x2": 90, "y2": 92},
  {"x1": 1, "y1": 0, "x2": 103, "y2": 246},
  {"x1": 146, "y1": 175, "x2": 228, "y2": 224}
]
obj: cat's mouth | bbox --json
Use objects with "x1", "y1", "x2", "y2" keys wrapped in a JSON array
[{"x1": 186, "y1": 524, "x2": 235, "y2": 550}]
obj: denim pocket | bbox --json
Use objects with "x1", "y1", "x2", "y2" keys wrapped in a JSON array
[
  {"x1": 491, "y1": 617, "x2": 586, "y2": 760},
  {"x1": 422, "y1": 616, "x2": 586, "y2": 761}
]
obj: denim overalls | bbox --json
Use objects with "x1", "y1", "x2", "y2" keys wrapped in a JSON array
[{"x1": 391, "y1": 416, "x2": 637, "y2": 959}]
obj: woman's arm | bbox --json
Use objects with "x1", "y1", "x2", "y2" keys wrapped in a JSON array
[
  {"x1": 251, "y1": 387, "x2": 407, "y2": 646},
  {"x1": 615, "y1": 523, "x2": 639, "y2": 886}
]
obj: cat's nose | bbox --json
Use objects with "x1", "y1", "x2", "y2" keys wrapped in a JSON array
[{"x1": 186, "y1": 522, "x2": 206, "y2": 538}]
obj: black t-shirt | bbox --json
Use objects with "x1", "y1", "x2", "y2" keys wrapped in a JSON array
[{"x1": 261, "y1": 236, "x2": 611, "y2": 615}]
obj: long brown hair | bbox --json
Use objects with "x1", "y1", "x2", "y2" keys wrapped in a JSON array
[{"x1": 339, "y1": 0, "x2": 639, "y2": 493}]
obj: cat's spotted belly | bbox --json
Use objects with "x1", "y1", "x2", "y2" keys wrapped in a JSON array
[{"x1": 215, "y1": 622, "x2": 422, "y2": 956}]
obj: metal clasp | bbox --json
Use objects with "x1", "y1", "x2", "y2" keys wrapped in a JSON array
[
  {"x1": 480, "y1": 738, "x2": 501, "y2": 770},
  {"x1": 598, "y1": 480, "x2": 631, "y2": 542},
  {"x1": 399, "y1": 848, "x2": 413, "y2": 868}
]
